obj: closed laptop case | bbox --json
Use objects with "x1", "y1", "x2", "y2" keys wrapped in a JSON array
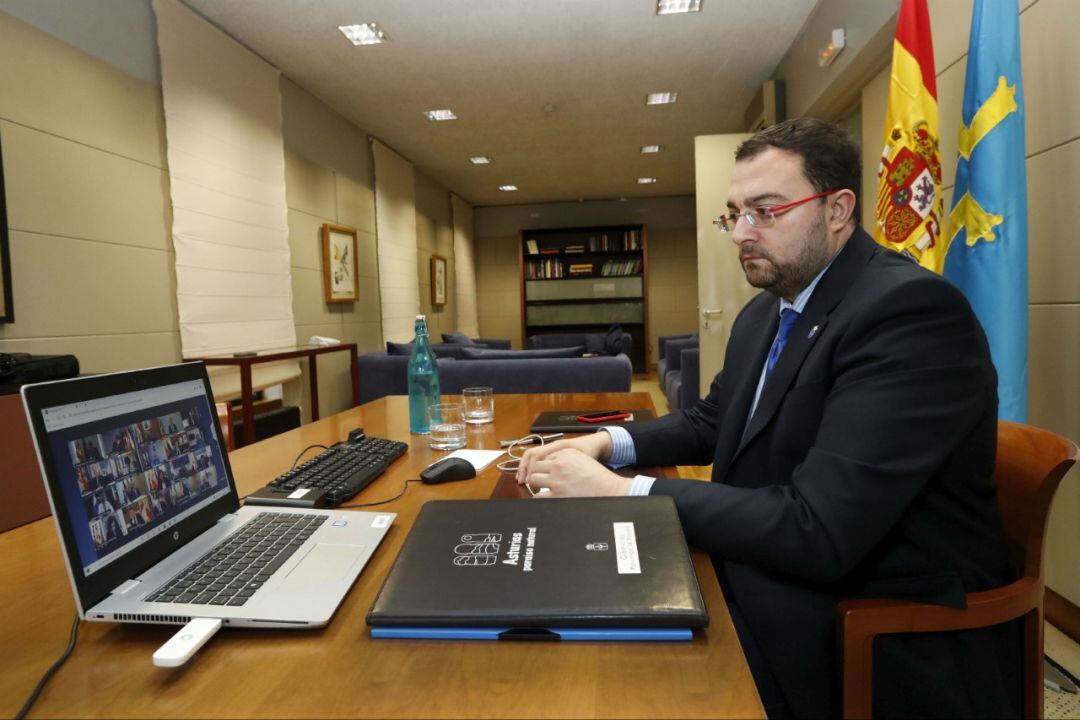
[
  {"x1": 529, "y1": 409, "x2": 656, "y2": 434},
  {"x1": 367, "y1": 497, "x2": 707, "y2": 628}
]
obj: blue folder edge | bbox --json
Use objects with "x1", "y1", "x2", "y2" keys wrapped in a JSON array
[{"x1": 369, "y1": 627, "x2": 693, "y2": 641}]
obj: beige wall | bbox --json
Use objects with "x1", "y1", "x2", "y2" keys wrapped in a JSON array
[
  {"x1": 0, "y1": 10, "x2": 180, "y2": 371},
  {"x1": 0, "y1": 10, "x2": 475, "y2": 431},
  {"x1": 857, "y1": 0, "x2": 1078, "y2": 606},
  {"x1": 280, "y1": 79, "x2": 383, "y2": 422},
  {"x1": 770, "y1": 0, "x2": 897, "y2": 121},
  {"x1": 415, "y1": 172, "x2": 456, "y2": 342},
  {"x1": 473, "y1": 196, "x2": 698, "y2": 362},
  {"x1": 451, "y1": 194, "x2": 480, "y2": 337}
]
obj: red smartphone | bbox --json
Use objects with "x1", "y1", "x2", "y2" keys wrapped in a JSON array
[{"x1": 576, "y1": 411, "x2": 631, "y2": 423}]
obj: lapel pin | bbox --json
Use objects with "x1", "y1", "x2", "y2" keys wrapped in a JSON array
[{"x1": 808, "y1": 325, "x2": 820, "y2": 339}]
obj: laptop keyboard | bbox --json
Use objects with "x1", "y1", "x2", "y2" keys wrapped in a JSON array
[
  {"x1": 259, "y1": 436, "x2": 409, "y2": 506},
  {"x1": 147, "y1": 512, "x2": 326, "y2": 606}
]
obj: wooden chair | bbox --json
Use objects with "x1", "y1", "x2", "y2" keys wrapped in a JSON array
[
  {"x1": 837, "y1": 420, "x2": 1078, "y2": 719},
  {"x1": 0, "y1": 392, "x2": 51, "y2": 532},
  {"x1": 215, "y1": 402, "x2": 235, "y2": 452}
]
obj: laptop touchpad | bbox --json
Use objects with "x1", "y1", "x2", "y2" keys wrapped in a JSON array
[{"x1": 284, "y1": 544, "x2": 365, "y2": 584}]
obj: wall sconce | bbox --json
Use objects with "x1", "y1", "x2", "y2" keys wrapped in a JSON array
[{"x1": 819, "y1": 28, "x2": 846, "y2": 67}]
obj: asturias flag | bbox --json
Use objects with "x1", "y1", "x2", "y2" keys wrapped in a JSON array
[
  {"x1": 873, "y1": 0, "x2": 945, "y2": 272},
  {"x1": 943, "y1": 0, "x2": 1028, "y2": 422}
]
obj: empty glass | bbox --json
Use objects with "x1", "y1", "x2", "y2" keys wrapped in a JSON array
[
  {"x1": 462, "y1": 387, "x2": 495, "y2": 424},
  {"x1": 427, "y1": 403, "x2": 466, "y2": 450}
]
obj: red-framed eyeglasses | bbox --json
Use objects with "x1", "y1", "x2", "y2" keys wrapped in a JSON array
[{"x1": 713, "y1": 189, "x2": 840, "y2": 232}]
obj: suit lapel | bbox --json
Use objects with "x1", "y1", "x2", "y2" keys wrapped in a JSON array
[
  {"x1": 732, "y1": 229, "x2": 879, "y2": 460},
  {"x1": 713, "y1": 298, "x2": 779, "y2": 473}
]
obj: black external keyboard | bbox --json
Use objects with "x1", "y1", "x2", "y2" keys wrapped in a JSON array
[
  {"x1": 148, "y1": 512, "x2": 326, "y2": 606},
  {"x1": 251, "y1": 434, "x2": 408, "y2": 507}
]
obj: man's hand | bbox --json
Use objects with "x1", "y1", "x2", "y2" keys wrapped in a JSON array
[
  {"x1": 519, "y1": 447, "x2": 631, "y2": 498},
  {"x1": 515, "y1": 432, "x2": 613, "y2": 484}
]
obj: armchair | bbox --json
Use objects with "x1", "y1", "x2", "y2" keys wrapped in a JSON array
[
  {"x1": 657, "y1": 333, "x2": 695, "y2": 381},
  {"x1": 662, "y1": 335, "x2": 699, "y2": 407},
  {"x1": 837, "y1": 421, "x2": 1077, "y2": 719}
]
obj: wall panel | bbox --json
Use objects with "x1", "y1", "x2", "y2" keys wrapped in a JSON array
[{"x1": 0, "y1": 11, "x2": 178, "y2": 375}]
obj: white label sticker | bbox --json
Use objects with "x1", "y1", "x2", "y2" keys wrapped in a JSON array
[
  {"x1": 612, "y1": 522, "x2": 641, "y2": 574},
  {"x1": 372, "y1": 515, "x2": 391, "y2": 529},
  {"x1": 287, "y1": 488, "x2": 311, "y2": 499}
]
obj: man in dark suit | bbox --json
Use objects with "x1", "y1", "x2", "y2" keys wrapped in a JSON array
[{"x1": 517, "y1": 118, "x2": 1018, "y2": 718}]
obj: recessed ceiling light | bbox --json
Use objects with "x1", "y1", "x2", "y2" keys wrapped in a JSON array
[
  {"x1": 640, "y1": 145, "x2": 665, "y2": 154},
  {"x1": 338, "y1": 23, "x2": 387, "y2": 45},
  {"x1": 499, "y1": 185, "x2": 518, "y2": 192},
  {"x1": 469, "y1": 156, "x2": 492, "y2": 164},
  {"x1": 646, "y1": 92, "x2": 678, "y2": 105},
  {"x1": 638, "y1": 177, "x2": 657, "y2": 184},
  {"x1": 656, "y1": 0, "x2": 703, "y2": 15},
  {"x1": 424, "y1": 109, "x2": 457, "y2": 121}
]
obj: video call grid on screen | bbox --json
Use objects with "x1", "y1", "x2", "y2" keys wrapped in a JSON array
[{"x1": 40, "y1": 380, "x2": 230, "y2": 577}]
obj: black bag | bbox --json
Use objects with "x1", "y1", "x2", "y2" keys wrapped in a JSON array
[{"x1": 0, "y1": 353, "x2": 80, "y2": 394}]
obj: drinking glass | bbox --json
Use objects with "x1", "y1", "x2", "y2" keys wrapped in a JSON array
[
  {"x1": 462, "y1": 387, "x2": 495, "y2": 424},
  {"x1": 427, "y1": 403, "x2": 466, "y2": 450}
]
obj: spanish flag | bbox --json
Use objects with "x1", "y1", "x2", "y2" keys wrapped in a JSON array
[{"x1": 873, "y1": 0, "x2": 944, "y2": 272}]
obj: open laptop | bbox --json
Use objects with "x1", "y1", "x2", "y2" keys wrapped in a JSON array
[{"x1": 21, "y1": 362, "x2": 394, "y2": 628}]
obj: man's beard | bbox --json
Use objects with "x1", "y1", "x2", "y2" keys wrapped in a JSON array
[{"x1": 739, "y1": 212, "x2": 830, "y2": 300}]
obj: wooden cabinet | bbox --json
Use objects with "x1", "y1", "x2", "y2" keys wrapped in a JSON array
[{"x1": 519, "y1": 225, "x2": 648, "y2": 372}]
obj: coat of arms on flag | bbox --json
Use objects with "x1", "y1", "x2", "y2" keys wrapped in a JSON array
[
  {"x1": 873, "y1": 0, "x2": 946, "y2": 273},
  {"x1": 876, "y1": 120, "x2": 943, "y2": 262}
]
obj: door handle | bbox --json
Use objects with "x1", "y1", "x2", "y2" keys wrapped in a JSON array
[{"x1": 701, "y1": 308, "x2": 723, "y2": 329}]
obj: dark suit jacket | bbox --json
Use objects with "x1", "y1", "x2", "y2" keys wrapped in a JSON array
[{"x1": 627, "y1": 229, "x2": 1019, "y2": 718}]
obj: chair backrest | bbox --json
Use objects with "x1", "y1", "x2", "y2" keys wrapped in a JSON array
[
  {"x1": 992, "y1": 420, "x2": 1077, "y2": 579},
  {"x1": 0, "y1": 392, "x2": 51, "y2": 532}
]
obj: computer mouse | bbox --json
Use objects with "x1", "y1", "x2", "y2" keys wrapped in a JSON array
[{"x1": 420, "y1": 457, "x2": 477, "y2": 484}]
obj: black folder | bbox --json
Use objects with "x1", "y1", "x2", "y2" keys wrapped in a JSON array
[
  {"x1": 529, "y1": 409, "x2": 656, "y2": 434},
  {"x1": 367, "y1": 497, "x2": 708, "y2": 632}
]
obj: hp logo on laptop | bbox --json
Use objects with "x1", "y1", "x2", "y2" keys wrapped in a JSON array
[{"x1": 173, "y1": 531, "x2": 180, "y2": 541}]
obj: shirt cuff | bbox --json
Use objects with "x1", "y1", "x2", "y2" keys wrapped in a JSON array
[
  {"x1": 627, "y1": 475, "x2": 656, "y2": 496},
  {"x1": 602, "y1": 426, "x2": 637, "y2": 468}
]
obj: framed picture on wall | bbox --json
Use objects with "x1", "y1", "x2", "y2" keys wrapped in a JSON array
[
  {"x1": 321, "y1": 223, "x2": 358, "y2": 303},
  {"x1": 0, "y1": 130, "x2": 14, "y2": 323},
  {"x1": 431, "y1": 255, "x2": 447, "y2": 307}
]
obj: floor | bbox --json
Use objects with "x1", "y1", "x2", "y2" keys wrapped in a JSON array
[{"x1": 631, "y1": 371, "x2": 1080, "y2": 715}]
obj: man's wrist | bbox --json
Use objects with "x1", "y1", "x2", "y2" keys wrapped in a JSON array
[{"x1": 593, "y1": 429, "x2": 614, "y2": 462}]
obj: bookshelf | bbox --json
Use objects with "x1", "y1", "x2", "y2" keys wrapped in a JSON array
[{"x1": 519, "y1": 225, "x2": 648, "y2": 372}]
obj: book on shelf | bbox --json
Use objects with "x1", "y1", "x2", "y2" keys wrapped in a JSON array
[
  {"x1": 526, "y1": 239, "x2": 539, "y2": 255},
  {"x1": 564, "y1": 245, "x2": 585, "y2": 254},
  {"x1": 526, "y1": 259, "x2": 565, "y2": 279},
  {"x1": 539, "y1": 247, "x2": 560, "y2": 255},
  {"x1": 568, "y1": 263, "x2": 592, "y2": 276},
  {"x1": 598, "y1": 258, "x2": 643, "y2": 276}
]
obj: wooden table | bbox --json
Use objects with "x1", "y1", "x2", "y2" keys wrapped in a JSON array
[
  {"x1": 0, "y1": 393, "x2": 763, "y2": 719},
  {"x1": 183, "y1": 344, "x2": 360, "y2": 447}
]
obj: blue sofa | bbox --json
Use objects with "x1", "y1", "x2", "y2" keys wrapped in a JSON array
[
  {"x1": 441, "y1": 334, "x2": 512, "y2": 350},
  {"x1": 356, "y1": 350, "x2": 633, "y2": 403},
  {"x1": 527, "y1": 331, "x2": 632, "y2": 357}
]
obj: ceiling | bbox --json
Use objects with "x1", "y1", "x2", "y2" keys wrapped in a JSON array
[{"x1": 182, "y1": 0, "x2": 819, "y2": 207}]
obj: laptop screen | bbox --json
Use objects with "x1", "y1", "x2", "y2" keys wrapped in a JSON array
[{"x1": 38, "y1": 377, "x2": 230, "y2": 578}]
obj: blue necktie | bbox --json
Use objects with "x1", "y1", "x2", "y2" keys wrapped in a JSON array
[{"x1": 764, "y1": 308, "x2": 800, "y2": 380}]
